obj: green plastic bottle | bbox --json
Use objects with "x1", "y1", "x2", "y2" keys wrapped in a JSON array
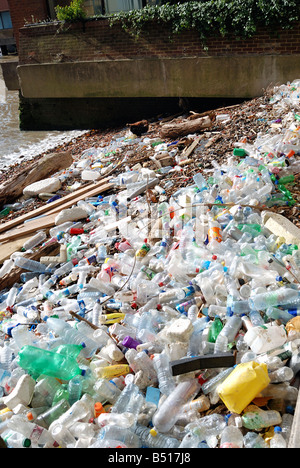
[
  {"x1": 278, "y1": 174, "x2": 295, "y2": 185},
  {"x1": 17, "y1": 344, "x2": 85, "y2": 381},
  {"x1": 208, "y1": 316, "x2": 223, "y2": 343}
]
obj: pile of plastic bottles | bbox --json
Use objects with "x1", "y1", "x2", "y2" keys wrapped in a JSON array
[{"x1": 0, "y1": 80, "x2": 299, "y2": 448}]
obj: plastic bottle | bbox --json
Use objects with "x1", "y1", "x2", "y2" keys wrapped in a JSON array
[
  {"x1": 269, "y1": 367, "x2": 294, "y2": 383},
  {"x1": 152, "y1": 378, "x2": 200, "y2": 433},
  {"x1": 50, "y1": 422, "x2": 77, "y2": 448},
  {"x1": 152, "y1": 352, "x2": 176, "y2": 396},
  {"x1": 22, "y1": 231, "x2": 47, "y2": 252},
  {"x1": 93, "y1": 378, "x2": 121, "y2": 405},
  {"x1": 249, "y1": 287, "x2": 299, "y2": 310},
  {"x1": 49, "y1": 395, "x2": 94, "y2": 431},
  {"x1": 34, "y1": 399, "x2": 71, "y2": 429},
  {"x1": 219, "y1": 425, "x2": 244, "y2": 448},
  {"x1": 218, "y1": 314, "x2": 242, "y2": 343},
  {"x1": 13, "y1": 256, "x2": 49, "y2": 273},
  {"x1": 193, "y1": 173, "x2": 207, "y2": 191},
  {"x1": 270, "y1": 426, "x2": 287, "y2": 448},
  {"x1": 208, "y1": 316, "x2": 223, "y2": 343},
  {"x1": 242, "y1": 406, "x2": 282, "y2": 430},
  {"x1": 17, "y1": 345, "x2": 85, "y2": 380},
  {"x1": 201, "y1": 367, "x2": 235, "y2": 396},
  {"x1": 110, "y1": 382, "x2": 140, "y2": 414},
  {"x1": 7, "y1": 414, "x2": 55, "y2": 446},
  {"x1": 186, "y1": 413, "x2": 226, "y2": 442},
  {"x1": 281, "y1": 413, "x2": 294, "y2": 443},
  {"x1": 30, "y1": 376, "x2": 62, "y2": 408},
  {"x1": 243, "y1": 431, "x2": 269, "y2": 448},
  {"x1": 134, "y1": 424, "x2": 180, "y2": 449},
  {"x1": 2, "y1": 430, "x2": 32, "y2": 448},
  {"x1": 96, "y1": 425, "x2": 141, "y2": 448}
]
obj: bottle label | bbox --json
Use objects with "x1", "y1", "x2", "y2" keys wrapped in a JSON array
[
  {"x1": 208, "y1": 227, "x2": 222, "y2": 243},
  {"x1": 30, "y1": 425, "x2": 44, "y2": 443},
  {"x1": 220, "y1": 442, "x2": 240, "y2": 448}
]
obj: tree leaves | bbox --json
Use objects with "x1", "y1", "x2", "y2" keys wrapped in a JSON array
[{"x1": 108, "y1": 0, "x2": 299, "y2": 40}]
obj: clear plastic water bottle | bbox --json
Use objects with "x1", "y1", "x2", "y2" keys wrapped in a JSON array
[
  {"x1": 281, "y1": 413, "x2": 294, "y2": 443},
  {"x1": 270, "y1": 426, "x2": 287, "y2": 448},
  {"x1": 152, "y1": 352, "x2": 176, "y2": 396},
  {"x1": 93, "y1": 378, "x2": 121, "y2": 405},
  {"x1": 7, "y1": 414, "x2": 55, "y2": 446},
  {"x1": 49, "y1": 395, "x2": 94, "y2": 432},
  {"x1": 14, "y1": 256, "x2": 49, "y2": 273},
  {"x1": 201, "y1": 367, "x2": 235, "y2": 395},
  {"x1": 219, "y1": 425, "x2": 244, "y2": 448},
  {"x1": 249, "y1": 287, "x2": 299, "y2": 310},
  {"x1": 22, "y1": 231, "x2": 47, "y2": 252},
  {"x1": 134, "y1": 424, "x2": 180, "y2": 448},
  {"x1": 96, "y1": 425, "x2": 141, "y2": 448},
  {"x1": 110, "y1": 382, "x2": 140, "y2": 414},
  {"x1": 186, "y1": 413, "x2": 227, "y2": 443},
  {"x1": 218, "y1": 314, "x2": 242, "y2": 343},
  {"x1": 152, "y1": 379, "x2": 200, "y2": 433},
  {"x1": 268, "y1": 366, "x2": 294, "y2": 383},
  {"x1": 50, "y1": 422, "x2": 77, "y2": 448},
  {"x1": 243, "y1": 431, "x2": 269, "y2": 448}
]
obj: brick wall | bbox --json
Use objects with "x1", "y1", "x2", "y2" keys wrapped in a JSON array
[
  {"x1": 8, "y1": 0, "x2": 70, "y2": 49},
  {"x1": 0, "y1": 0, "x2": 9, "y2": 11},
  {"x1": 17, "y1": 17, "x2": 300, "y2": 65}
]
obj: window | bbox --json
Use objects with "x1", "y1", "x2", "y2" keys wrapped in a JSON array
[{"x1": 0, "y1": 11, "x2": 12, "y2": 29}]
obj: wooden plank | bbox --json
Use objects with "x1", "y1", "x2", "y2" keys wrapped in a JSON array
[
  {"x1": 181, "y1": 135, "x2": 202, "y2": 160},
  {"x1": 0, "y1": 234, "x2": 33, "y2": 264},
  {"x1": 0, "y1": 182, "x2": 113, "y2": 243},
  {"x1": 0, "y1": 243, "x2": 61, "y2": 290},
  {"x1": 0, "y1": 178, "x2": 110, "y2": 235}
]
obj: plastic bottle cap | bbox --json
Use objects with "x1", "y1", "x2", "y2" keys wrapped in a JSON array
[
  {"x1": 27, "y1": 412, "x2": 34, "y2": 421},
  {"x1": 274, "y1": 426, "x2": 282, "y2": 433},
  {"x1": 150, "y1": 429, "x2": 158, "y2": 437},
  {"x1": 23, "y1": 438, "x2": 31, "y2": 448}
]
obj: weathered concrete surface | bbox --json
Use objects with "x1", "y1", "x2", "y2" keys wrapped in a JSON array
[
  {"x1": 18, "y1": 55, "x2": 300, "y2": 99},
  {"x1": 0, "y1": 57, "x2": 19, "y2": 90}
]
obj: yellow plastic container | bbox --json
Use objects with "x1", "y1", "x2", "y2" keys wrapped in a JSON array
[
  {"x1": 96, "y1": 364, "x2": 131, "y2": 379},
  {"x1": 217, "y1": 361, "x2": 270, "y2": 414}
]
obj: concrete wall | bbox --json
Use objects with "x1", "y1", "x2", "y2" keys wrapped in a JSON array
[
  {"x1": 18, "y1": 55, "x2": 300, "y2": 100},
  {"x1": 0, "y1": 57, "x2": 19, "y2": 90}
]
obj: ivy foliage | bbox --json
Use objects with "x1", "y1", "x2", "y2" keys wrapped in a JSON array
[
  {"x1": 108, "y1": 0, "x2": 299, "y2": 40},
  {"x1": 55, "y1": 0, "x2": 87, "y2": 22}
]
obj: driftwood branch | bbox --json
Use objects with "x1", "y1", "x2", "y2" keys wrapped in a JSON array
[
  {"x1": 159, "y1": 114, "x2": 214, "y2": 139},
  {"x1": 0, "y1": 151, "x2": 73, "y2": 206}
]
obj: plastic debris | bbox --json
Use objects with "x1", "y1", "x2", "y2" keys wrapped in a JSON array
[{"x1": 0, "y1": 79, "x2": 299, "y2": 449}]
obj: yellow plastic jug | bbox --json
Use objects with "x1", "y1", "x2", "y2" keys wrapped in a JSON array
[{"x1": 217, "y1": 361, "x2": 270, "y2": 414}]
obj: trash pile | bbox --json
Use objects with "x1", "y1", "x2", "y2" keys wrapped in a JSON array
[{"x1": 0, "y1": 80, "x2": 299, "y2": 448}]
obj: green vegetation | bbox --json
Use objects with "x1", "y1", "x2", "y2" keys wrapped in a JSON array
[
  {"x1": 108, "y1": 0, "x2": 299, "y2": 41},
  {"x1": 55, "y1": 0, "x2": 86, "y2": 22}
]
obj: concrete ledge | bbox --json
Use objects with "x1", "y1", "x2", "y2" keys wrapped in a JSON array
[
  {"x1": 18, "y1": 55, "x2": 300, "y2": 100},
  {"x1": 0, "y1": 58, "x2": 19, "y2": 90}
]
